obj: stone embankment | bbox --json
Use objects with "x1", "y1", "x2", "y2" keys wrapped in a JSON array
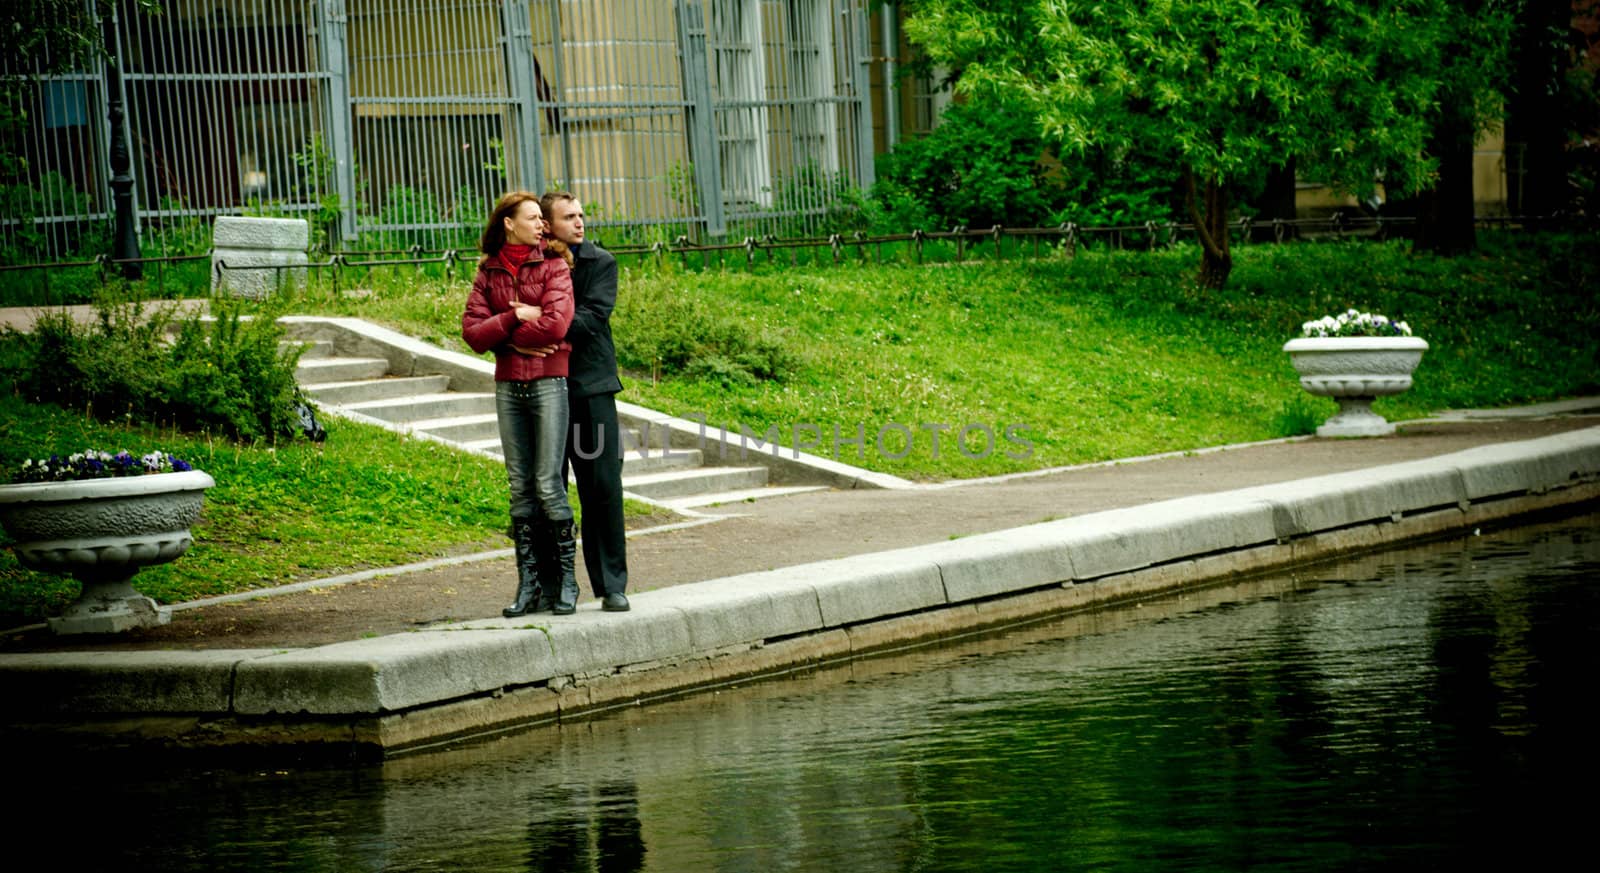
[{"x1": 2, "y1": 426, "x2": 1596, "y2": 760}]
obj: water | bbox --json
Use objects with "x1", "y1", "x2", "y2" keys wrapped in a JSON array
[{"x1": 23, "y1": 513, "x2": 1599, "y2": 872}]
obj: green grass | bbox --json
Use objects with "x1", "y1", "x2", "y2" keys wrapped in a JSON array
[
  {"x1": 2, "y1": 229, "x2": 1595, "y2": 621},
  {"x1": 628, "y1": 232, "x2": 1596, "y2": 478},
  {"x1": 261, "y1": 230, "x2": 1598, "y2": 479}
]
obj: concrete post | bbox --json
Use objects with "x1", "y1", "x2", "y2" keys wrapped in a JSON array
[{"x1": 211, "y1": 217, "x2": 310, "y2": 299}]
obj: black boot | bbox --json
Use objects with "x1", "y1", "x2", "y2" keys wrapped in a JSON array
[
  {"x1": 550, "y1": 519, "x2": 579, "y2": 615},
  {"x1": 531, "y1": 521, "x2": 557, "y2": 614},
  {"x1": 502, "y1": 516, "x2": 544, "y2": 618}
]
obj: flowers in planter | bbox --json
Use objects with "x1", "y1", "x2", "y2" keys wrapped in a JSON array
[
  {"x1": 1300, "y1": 309, "x2": 1413, "y2": 338},
  {"x1": 10, "y1": 450, "x2": 194, "y2": 484}
]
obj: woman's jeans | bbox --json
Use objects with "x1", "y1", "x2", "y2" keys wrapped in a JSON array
[{"x1": 496, "y1": 378, "x2": 574, "y2": 523}]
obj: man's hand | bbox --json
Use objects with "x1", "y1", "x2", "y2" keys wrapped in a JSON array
[
  {"x1": 510, "y1": 301, "x2": 543, "y2": 322},
  {"x1": 513, "y1": 344, "x2": 558, "y2": 358}
]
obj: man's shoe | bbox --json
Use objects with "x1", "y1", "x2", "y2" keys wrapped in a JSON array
[{"x1": 601, "y1": 592, "x2": 631, "y2": 612}]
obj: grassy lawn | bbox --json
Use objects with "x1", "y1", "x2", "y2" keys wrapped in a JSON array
[
  {"x1": 271, "y1": 230, "x2": 1599, "y2": 480},
  {"x1": 1, "y1": 230, "x2": 1595, "y2": 623}
]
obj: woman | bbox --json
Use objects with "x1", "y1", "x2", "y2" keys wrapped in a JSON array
[{"x1": 462, "y1": 191, "x2": 579, "y2": 616}]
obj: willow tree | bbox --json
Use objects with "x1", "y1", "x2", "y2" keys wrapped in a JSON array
[{"x1": 904, "y1": 0, "x2": 1509, "y2": 289}]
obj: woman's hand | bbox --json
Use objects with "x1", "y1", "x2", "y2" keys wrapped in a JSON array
[{"x1": 510, "y1": 301, "x2": 544, "y2": 322}]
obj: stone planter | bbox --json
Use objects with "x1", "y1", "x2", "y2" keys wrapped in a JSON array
[
  {"x1": 1283, "y1": 336, "x2": 1429, "y2": 437},
  {"x1": 0, "y1": 470, "x2": 215, "y2": 634}
]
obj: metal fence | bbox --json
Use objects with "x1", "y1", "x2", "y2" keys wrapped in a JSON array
[
  {"x1": 12, "y1": 212, "x2": 1578, "y2": 309},
  {"x1": 1, "y1": 0, "x2": 879, "y2": 263}
]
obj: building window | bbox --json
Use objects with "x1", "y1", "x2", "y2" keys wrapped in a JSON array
[{"x1": 708, "y1": 0, "x2": 772, "y2": 206}]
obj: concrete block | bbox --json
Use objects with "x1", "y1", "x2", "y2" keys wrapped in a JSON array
[
  {"x1": 1073, "y1": 559, "x2": 1201, "y2": 604},
  {"x1": 579, "y1": 658, "x2": 719, "y2": 711},
  {"x1": 1189, "y1": 541, "x2": 1295, "y2": 580},
  {"x1": 924, "y1": 525, "x2": 1076, "y2": 602},
  {"x1": 1049, "y1": 494, "x2": 1279, "y2": 581},
  {"x1": 232, "y1": 630, "x2": 555, "y2": 715},
  {"x1": 1218, "y1": 453, "x2": 1467, "y2": 539},
  {"x1": 804, "y1": 551, "x2": 948, "y2": 626},
  {"x1": 212, "y1": 216, "x2": 310, "y2": 299},
  {"x1": 845, "y1": 603, "x2": 981, "y2": 655},
  {"x1": 1547, "y1": 426, "x2": 1600, "y2": 465},
  {"x1": 701, "y1": 630, "x2": 854, "y2": 685},
  {"x1": 968, "y1": 582, "x2": 1101, "y2": 626},
  {"x1": 213, "y1": 216, "x2": 310, "y2": 250},
  {"x1": 1289, "y1": 523, "x2": 1387, "y2": 565},
  {"x1": 1449, "y1": 429, "x2": 1600, "y2": 500},
  {"x1": 534, "y1": 607, "x2": 696, "y2": 678},
  {"x1": 0, "y1": 650, "x2": 272, "y2": 715},
  {"x1": 644, "y1": 572, "x2": 826, "y2": 650},
  {"x1": 373, "y1": 683, "x2": 561, "y2": 750}
]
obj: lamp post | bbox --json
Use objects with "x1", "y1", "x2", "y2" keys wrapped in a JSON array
[{"x1": 102, "y1": 10, "x2": 141, "y2": 279}]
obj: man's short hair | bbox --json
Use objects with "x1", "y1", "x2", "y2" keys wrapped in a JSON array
[{"x1": 540, "y1": 190, "x2": 580, "y2": 217}]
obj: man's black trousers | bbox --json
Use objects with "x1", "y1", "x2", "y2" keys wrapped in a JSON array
[{"x1": 566, "y1": 392, "x2": 628, "y2": 597}]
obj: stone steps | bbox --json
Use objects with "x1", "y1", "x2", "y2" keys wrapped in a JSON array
[
  {"x1": 291, "y1": 347, "x2": 827, "y2": 511},
  {"x1": 614, "y1": 465, "x2": 769, "y2": 500},
  {"x1": 295, "y1": 356, "x2": 391, "y2": 384},
  {"x1": 301, "y1": 375, "x2": 451, "y2": 405},
  {"x1": 339, "y1": 392, "x2": 497, "y2": 423}
]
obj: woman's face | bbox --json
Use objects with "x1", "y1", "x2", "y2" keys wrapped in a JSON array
[{"x1": 502, "y1": 200, "x2": 544, "y2": 246}]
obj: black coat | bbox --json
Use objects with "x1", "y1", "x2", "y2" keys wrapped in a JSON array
[{"x1": 566, "y1": 242, "x2": 624, "y2": 399}]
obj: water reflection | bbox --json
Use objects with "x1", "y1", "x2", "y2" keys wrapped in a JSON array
[
  {"x1": 524, "y1": 780, "x2": 645, "y2": 872},
  {"x1": 18, "y1": 513, "x2": 1598, "y2": 871}
]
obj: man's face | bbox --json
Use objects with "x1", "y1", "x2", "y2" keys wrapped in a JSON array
[{"x1": 547, "y1": 199, "x2": 586, "y2": 246}]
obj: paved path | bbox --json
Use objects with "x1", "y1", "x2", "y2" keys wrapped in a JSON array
[
  {"x1": 5, "y1": 412, "x2": 1596, "y2": 653},
  {"x1": 0, "y1": 299, "x2": 209, "y2": 333}
]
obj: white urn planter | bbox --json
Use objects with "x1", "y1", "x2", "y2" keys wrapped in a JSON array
[
  {"x1": 0, "y1": 470, "x2": 215, "y2": 634},
  {"x1": 1282, "y1": 336, "x2": 1429, "y2": 437}
]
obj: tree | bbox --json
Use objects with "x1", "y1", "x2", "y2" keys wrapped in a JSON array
[
  {"x1": 1506, "y1": 0, "x2": 1600, "y2": 219},
  {"x1": 2, "y1": 1, "x2": 162, "y2": 185},
  {"x1": 904, "y1": 0, "x2": 1510, "y2": 288},
  {"x1": 2, "y1": 1, "x2": 159, "y2": 265},
  {"x1": 1397, "y1": 1, "x2": 1515, "y2": 254}
]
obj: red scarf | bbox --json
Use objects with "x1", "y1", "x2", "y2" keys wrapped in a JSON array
[{"x1": 499, "y1": 243, "x2": 534, "y2": 275}]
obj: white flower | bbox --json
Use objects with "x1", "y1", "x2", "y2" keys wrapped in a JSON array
[{"x1": 1299, "y1": 308, "x2": 1418, "y2": 339}]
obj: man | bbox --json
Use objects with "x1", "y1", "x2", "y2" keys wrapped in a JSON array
[{"x1": 539, "y1": 190, "x2": 630, "y2": 612}]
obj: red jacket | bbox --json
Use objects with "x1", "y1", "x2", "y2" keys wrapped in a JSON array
[{"x1": 461, "y1": 249, "x2": 575, "y2": 382}]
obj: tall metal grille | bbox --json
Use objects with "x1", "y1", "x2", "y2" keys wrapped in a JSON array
[{"x1": 0, "y1": 0, "x2": 879, "y2": 264}]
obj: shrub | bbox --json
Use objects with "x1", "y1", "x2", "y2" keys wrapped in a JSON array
[
  {"x1": 1046, "y1": 152, "x2": 1182, "y2": 229},
  {"x1": 870, "y1": 101, "x2": 1182, "y2": 233},
  {"x1": 0, "y1": 295, "x2": 304, "y2": 441},
  {"x1": 613, "y1": 290, "x2": 795, "y2": 387},
  {"x1": 0, "y1": 171, "x2": 96, "y2": 266},
  {"x1": 165, "y1": 298, "x2": 303, "y2": 439},
  {"x1": 873, "y1": 101, "x2": 1065, "y2": 231}
]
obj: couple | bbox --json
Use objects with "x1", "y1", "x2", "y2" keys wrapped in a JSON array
[{"x1": 461, "y1": 191, "x2": 630, "y2": 617}]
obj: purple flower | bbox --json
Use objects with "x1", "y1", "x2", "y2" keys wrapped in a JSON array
[{"x1": 8, "y1": 448, "x2": 197, "y2": 483}]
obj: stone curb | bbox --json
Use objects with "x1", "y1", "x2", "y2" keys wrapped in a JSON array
[{"x1": 3, "y1": 426, "x2": 1596, "y2": 754}]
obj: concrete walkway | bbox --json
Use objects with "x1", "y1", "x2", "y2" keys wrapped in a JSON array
[{"x1": 3, "y1": 406, "x2": 1597, "y2": 759}]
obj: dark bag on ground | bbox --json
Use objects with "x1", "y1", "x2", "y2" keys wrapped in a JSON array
[{"x1": 294, "y1": 392, "x2": 328, "y2": 442}]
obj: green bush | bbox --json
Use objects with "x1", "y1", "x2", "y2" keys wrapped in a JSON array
[
  {"x1": 870, "y1": 101, "x2": 1182, "y2": 233},
  {"x1": 873, "y1": 101, "x2": 1065, "y2": 231},
  {"x1": 0, "y1": 296, "x2": 304, "y2": 441},
  {"x1": 0, "y1": 171, "x2": 97, "y2": 266},
  {"x1": 613, "y1": 287, "x2": 796, "y2": 387}
]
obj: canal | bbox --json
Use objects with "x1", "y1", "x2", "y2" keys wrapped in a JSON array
[{"x1": 26, "y1": 511, "x2": 1598, "y2": 871}]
